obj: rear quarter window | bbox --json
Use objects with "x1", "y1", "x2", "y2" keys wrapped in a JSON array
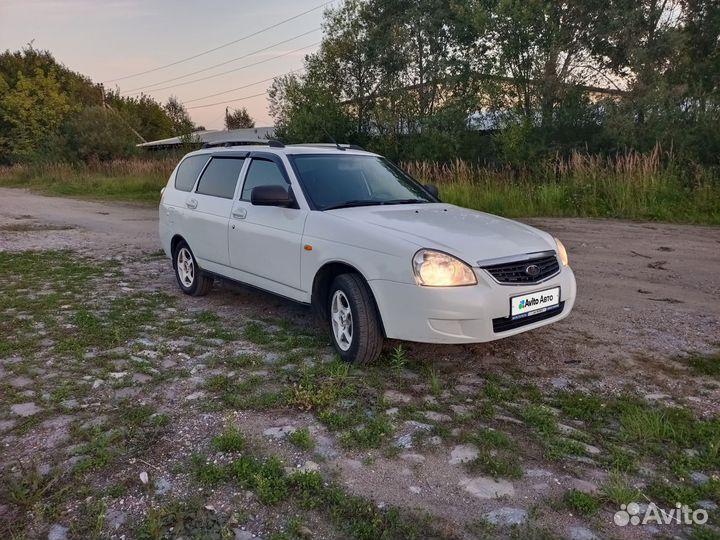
[{"x1": 174, "y1": 155, "x2": 209, "y2": 192}]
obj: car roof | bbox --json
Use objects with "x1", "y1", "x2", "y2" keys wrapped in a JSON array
[{"x1": 183, "y1": 144, "x2": 379, "y2": 159}]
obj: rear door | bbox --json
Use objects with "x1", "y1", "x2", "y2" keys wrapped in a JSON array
[{"x1": 183, "y1": 155, "x2": 247, "y2": 267}]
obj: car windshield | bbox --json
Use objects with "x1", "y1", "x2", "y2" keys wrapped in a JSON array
[{"x1": 290, "y1": 154, "x2": 435, "y2": 210}]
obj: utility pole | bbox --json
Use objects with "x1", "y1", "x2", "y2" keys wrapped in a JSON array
[{"x1": 225, "y1": 106, "x2": 229, "y2": 131}]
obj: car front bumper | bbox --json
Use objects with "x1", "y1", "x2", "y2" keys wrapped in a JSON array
[{"x1": 368, "y1": 266, "x2": 576, "y2": 344}]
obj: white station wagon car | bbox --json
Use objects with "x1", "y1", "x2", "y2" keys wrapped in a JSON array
[{"x1": 159, "y1": 143, "x2": 576, "y2": 363}]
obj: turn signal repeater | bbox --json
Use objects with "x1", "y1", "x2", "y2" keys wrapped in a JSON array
[{"x1": 304, "y1": 244, "x2": 313, "y2": 251}]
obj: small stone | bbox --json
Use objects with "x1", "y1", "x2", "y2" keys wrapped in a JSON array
[
  {"x1": 645, "y1": 393, "x2": 670, "y2": 401},
  {"x1": 551, "y1": 377, "x2": 569, "y2": 389},
  {"x1": 683, "y1": 449, "x2": 699, "y2": 458},
  {"x1": 423, "y1": 411, "x2": 452, "y2": 422},
  {"x1": 449, "y1": 444, "x2": 479, "y2": 465},
  {"x1": 60, "y1": 399, "x2": 79, "y2": 409},
  {"x1": 383, "y1": 390, "x2": 412, "y2": 404},
  {"x1": 485, "y1": 507, "x2": 528, "y2": 526},
  {"x1": 568, "y1": 526, "x2": 599, "y2": 540},
  {"x1": 11, "y1": 402, "x2": 41, "y2": 417},
  {"x1": 385, "y1": 407, "x2": 399, "y2": 416},
  {"x1": 233, "y1": 529, "x2": 254, "y2": 540},
  {"x1": 263, "y1": 352, "x2": 280, "y2": 364},
  {"x1": 570, "y1": 479, "x2": 597, "y2": 493},
  {"x1": 690, "y1": 472, "x2": 709, "y2": 486},
  {"x1": 263, "y1": 425, "x2": 296, "y2": 439},
  {"x1": 48, "y1": 524, "x2": 69, "y2": 540},
  {"x1": 132, "y1": 373, "x2": 152, "y2": 384},
  {"x1": 8, "y1": 376, "x2": 33, "y2": 388},
  {"x1": 394, "y1": 434, "x2": 414, "y2": 449},
  {"x1": 697, "y1": 500, "x2": 718, "y2": 511},
  {"x1": 403, "y1": 420, "x2": 432, "y2": 432},
  {"x1": 91, "y1": 379, "x2": 104, "y2": 389},
  {"x1": 558, "y1": 423, "x2": 582, "y2": 436},
  {"x1": 427, "y1": 436, "x2": 442, "y2": 446},
  {"x1": 400, "y1": 453, "x2": 425, "y2": 464},
  {"x1": 109, "y1": 372, "x2": 127, "y2": 379},
  {"x1": 496, "y1": 414, "x2": 524, "y2": 425},
  {"x1": 525, "y1": 468, "x2": 552, "y2": 478},
  {"x1": 409, "y1": 486, "x2": 422, "y2": 494},
  {"x1": 106, "y1": 509, "x2": 127, "y2": 530},
  {"x1": 460, "y1": 476, "x2": 514, "y2": 499},
  {"x1": 298, "y1": 461, "x2": 319, "y2": 473},
  {"x1": 581, "y1": 443, "x2": 601, "y2": 455},
  {"x1": 139, "y1": 471, "x2": 149, "y2": 485},
  {"x1": 297, "y1": 526, "x2": 313, "y2": 539},
  {"x1": 185, "y1": 391, "x2": 205, "y2": 401},
  {"x1": 154, "y1": 477, "x2": 171, "y2": 496}
]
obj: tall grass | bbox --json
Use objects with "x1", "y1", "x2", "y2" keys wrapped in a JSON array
[
  {"x1": 0, "y1": 158, "x2": 177, "y2": 203},
  {"x1": 0, "y1": 149, "x2": 718, "y2": 223},
  {"x1": 404, "y1": 148, "x2": 720, "y2": 224}
]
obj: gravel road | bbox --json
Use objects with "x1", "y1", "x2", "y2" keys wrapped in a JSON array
[
  {"x1": 2, "y1": 186, "x2": 718, "y2": 396},
  {"x1": 2, "y1": 187, "x2": 719, "y2": 539}
]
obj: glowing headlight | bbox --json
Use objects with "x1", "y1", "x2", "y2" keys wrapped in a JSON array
[
  {"x1": 412, "y1": 250, "x2": 477, "y2": 287},
  {"x1": 555, "y1": 237, "x2": 569, "y2": 266}
]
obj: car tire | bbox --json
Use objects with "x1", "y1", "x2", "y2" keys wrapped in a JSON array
[
  {"x1": 173, "y1": 241, "x2": 213, "y2": 296},
  {"x1": 328, "y1": 273, "x2": 383, "y2": 364}
]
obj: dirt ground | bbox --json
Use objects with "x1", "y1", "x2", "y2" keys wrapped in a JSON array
[{"x1": 1, "y1": 187, "x2": 719, "y2": 540}]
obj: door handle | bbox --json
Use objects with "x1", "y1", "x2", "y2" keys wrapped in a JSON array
[
  {"x1": 231, "y1": 208, "x2": 247, "y2": 220},
  {"x1": 186, "y1": 198, "x2": 198, "y2": 209}
]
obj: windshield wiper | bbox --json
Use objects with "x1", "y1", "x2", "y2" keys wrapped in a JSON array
[
  {"x1": 322, "y1": 200, "x2": 381, "y2": 211},
  {"x1": 323, "y1": 198, "x2": 429, "y2": 211},
  {"x1": 381, "y1": 198, "x2": 429, "y2": 205}
]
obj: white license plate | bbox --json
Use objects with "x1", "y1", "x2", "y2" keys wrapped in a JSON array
[{"x1": 510, "y1": 287, "x2": 560, "y2": 319}]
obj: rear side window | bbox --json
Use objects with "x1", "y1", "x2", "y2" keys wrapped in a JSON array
[
  {"x1": 196, "y1": 157, "x2": 245, "y2": 199},
  {"x1": 174, "y1": 155, "x2": 209, "y2": 192},
  {"x1": 241, "y1": 159, "x2": 288, "y2": 201}
]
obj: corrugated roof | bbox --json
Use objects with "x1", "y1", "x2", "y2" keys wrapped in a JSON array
[{"x1": 137, "y1": 126, "x2": 275, "y2": 147}]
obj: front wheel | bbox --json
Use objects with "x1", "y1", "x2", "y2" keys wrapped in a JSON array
[
  {"x1": 328, "y1": 273, "x2": 383, "y2": 364},
  {"x1": 173, "y1": 241, "x2": 213, "y2": 296}
]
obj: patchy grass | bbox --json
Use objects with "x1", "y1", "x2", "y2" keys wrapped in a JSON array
[
  {"x1": 564, "y1": 490, "x2": 600, "y2": 516},
  {"x1": 686, "y1": 353, "x2": 720, "y2": 377},
  {"x1": 464, "y1": 428, "x2": 522, "y2": 479},
  {"x1": 601, "y1": 472, "x2": 643, "y2": 506},
  {"x1": 211, "y1": 426, "x2": 246, "y2": 453},
  {"x1": 288, "y1": 427, "x2": 315, "y2": 451}
]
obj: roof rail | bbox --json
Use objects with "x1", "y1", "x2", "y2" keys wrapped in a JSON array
[{"x1": 268, "y1": 139, "x2": 285, "y2": 148}]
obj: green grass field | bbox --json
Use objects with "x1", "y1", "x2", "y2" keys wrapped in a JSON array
[{"x1": 1, "y1": 152, "x2": 718, "y2": 223}]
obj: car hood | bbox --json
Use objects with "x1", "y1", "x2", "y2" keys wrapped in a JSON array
[{"x1": 327, "y1": 203, "x2": 555, "y2": 265}]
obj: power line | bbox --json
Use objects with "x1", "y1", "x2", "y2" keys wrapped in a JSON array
[
  {"x1": 122, "y1": 42, "x2": 320, "y2": 96},
  {"x1": 103, "y1": 0, "x2": 334, "y2": 83},
  {"x1": 186, "y1": 91, "x2": 270, "y2": 110},
  {"x1": 183, "y1": 69, "x2": 302, "y2": 104},
  {"x1": 120, "y1": 29, "x2": 319, "y2": 94}
]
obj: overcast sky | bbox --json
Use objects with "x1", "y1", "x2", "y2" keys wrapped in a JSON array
[{"x1": 0, "y1": 0, "x2": 328, "y2": 130}]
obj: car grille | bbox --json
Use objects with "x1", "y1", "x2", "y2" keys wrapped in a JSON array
[
  {"x1": 482, "y1": 254, "x2": 560, "y2": 284},
  {"x1": 492, "y1": 302, "x2": 565, "y2": 333}
]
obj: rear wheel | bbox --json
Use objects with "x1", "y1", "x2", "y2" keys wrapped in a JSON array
[
  {"x1": 173, "y1": 241, "x2": 213, "y2": 296},
  {"x1": 328, "y1": 273, "x2": 383, "y2": 364}
]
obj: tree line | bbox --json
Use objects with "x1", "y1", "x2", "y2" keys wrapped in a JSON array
[
  {"x1": 269, "y1": 0, "x2": 719, "y2": 170},
  {"x1": 0, "y1": 47, "x2": 258, "y2": 165}
]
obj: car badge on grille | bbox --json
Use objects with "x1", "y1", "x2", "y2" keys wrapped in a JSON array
[{"x1": 525, "y1": 264, "x2": 541, "y2": 277}]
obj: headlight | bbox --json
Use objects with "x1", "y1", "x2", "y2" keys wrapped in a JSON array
[
  {"x1": 412, "y1": 250, "x2": 477, "y2": 287},
  {"x1": 555, "y1": 237, "x2": 569, "y2": 266}
]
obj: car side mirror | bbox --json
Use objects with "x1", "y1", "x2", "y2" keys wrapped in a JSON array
[
  {"x1": 251, "y1": 185, "x2": 294, "y2": 207},
  {"x1": 424, "y1": 184, "x2": 440, "y2": 199}
]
